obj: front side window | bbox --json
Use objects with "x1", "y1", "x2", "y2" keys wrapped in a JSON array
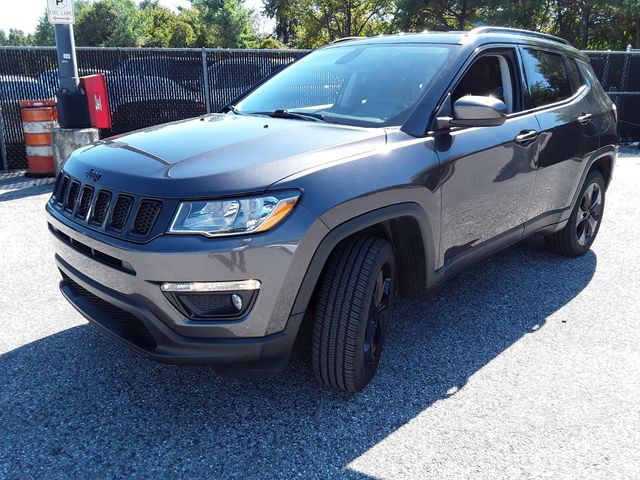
[
  {"x1": 452, "y1": 53, "x2": 517, "y2": 113},
  {"x1": 521, "y1": 49, "x2": 572, "y2": 109},
  {"x1": 235, "y1": 44, "x2": 455, "y2": 127}
]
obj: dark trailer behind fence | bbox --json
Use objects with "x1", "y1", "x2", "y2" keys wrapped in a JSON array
[{"x1": 0, "y1": 46, "x2": 638, "y2": 171}]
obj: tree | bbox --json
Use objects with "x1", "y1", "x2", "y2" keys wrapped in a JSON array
[
  {"x1": 256, "y1": 35, "x2": 288, "y2": 49},
  {"x1": 139, "y1": 5, "x2": 196, "y2": 47},
  {"x1": 293, "y1": 0, "x2": 393, "y2": 47},
  {"x1": 263, "y1": 0, "x2": 301, "y2": 45},
  {"x1": 394, "y1": 0, "x2": 484, "y2": 32},
  {"x1": 75, "y1": 0, "x2": 144, "y2": 47},
  {"x1": 0, "y1": 29, "x2": 33, "y2": 46},
  {"x1": 33, "y1": 13, "x2": 56, "y2": 46},
  {"x1": 192, "y1": 0, "x2": 258, "y2": 47}
]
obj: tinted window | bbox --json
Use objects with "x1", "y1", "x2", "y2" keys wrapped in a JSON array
[
  {"x1": 236, "y1": 44, "x2": 454, "y2": 127},
  {"x1": 521, "y1": 49, "x2": 572, "y2": 109},
  {"x1": 565, "y1": 58, "x2": 584, "y2": 92},
  {"x1": 452, "y1": 54, "x2": 517, "y2": 113}
]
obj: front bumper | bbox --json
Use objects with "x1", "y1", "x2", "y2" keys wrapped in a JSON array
[{"x1": 47, "y1": 200, "x2": 328, "y2": 373}]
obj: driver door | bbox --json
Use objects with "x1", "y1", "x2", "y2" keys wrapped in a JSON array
[{"x1": 434, "y1": 48, "x2": 539, "y2": 270}]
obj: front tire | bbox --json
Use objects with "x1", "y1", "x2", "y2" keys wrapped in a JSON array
[
  {"x1": 311, "y1": 236, "x2": 395, "y2": 392},
  {"x1": 545, "y1": 169, "x2": 606, "y2": 257}
]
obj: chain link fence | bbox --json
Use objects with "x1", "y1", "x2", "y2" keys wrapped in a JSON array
[
  {"x1": 0, "y1": 46, "x2": 307, "y2": 170},
  {"x1": 0, "y1": 46, "x2": 638, "y2": 171},
  {"x1": 586, "y1": 51, "x2": 640, "y2": 143}
]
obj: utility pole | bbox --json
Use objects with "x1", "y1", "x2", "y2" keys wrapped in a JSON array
[
  {"x1": 48, "y1": 0, "x2": 88, "y2": 127},
  {"x1": 47, "y1": 0, "x2": 98, "y2": 173},
  {"x1": 54, "y1": 23, "x2": 80, "y2": 94}
]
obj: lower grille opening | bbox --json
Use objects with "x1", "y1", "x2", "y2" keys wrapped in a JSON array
[
  {"x1": 166, "y1": 291, "x2": 256, "y2": 319},
  {"x1": 49, "y1": 223, "x2": 135, "y2": 275},
  {"x1": 61, "y1": 272, "x2": 157, "y2": 350}
]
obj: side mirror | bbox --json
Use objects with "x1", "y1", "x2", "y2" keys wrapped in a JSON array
[{"x1": 436, "y1": 95, "x2": 507, "y2": 129}]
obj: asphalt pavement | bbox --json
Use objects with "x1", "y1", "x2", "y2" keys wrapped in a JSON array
[{"x1": 1, "y1": 148, "x2": 639, "y2": 479}]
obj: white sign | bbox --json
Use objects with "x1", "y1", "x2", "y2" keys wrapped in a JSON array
[{"x1": 47, "y1": 0, "x2": 75, "y2": 25}]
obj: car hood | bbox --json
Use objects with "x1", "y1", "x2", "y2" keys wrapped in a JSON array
[{"x1": 62, "y1": 114, "x2": 386, "y2": 198}]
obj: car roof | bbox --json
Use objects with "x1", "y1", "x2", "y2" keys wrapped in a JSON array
[{"x1": 323, "y1": 27, "x2": 586, "y2": 59}]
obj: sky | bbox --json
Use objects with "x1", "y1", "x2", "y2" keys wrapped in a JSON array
[{"x1": 0, "y1": 0, "x2": 272, "y2": 35}]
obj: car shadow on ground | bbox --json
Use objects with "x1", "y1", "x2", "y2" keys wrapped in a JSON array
[{"x1": 0, "y1": 236, "x2": 596, "y2": 478}]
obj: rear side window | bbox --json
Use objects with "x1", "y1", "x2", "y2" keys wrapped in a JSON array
[
  {"x1": 566, "y1": 58, "x2": 585, "y2": 92},
  {"x1": 521, "y1": 49, "x2": 572, "y2": 109}
]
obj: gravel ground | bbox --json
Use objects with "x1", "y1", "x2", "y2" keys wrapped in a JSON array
[{"x1": 1, "y1": 149, "x2": 639, "y2": 479}]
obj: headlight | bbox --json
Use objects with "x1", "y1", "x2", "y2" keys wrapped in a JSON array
[{"x1": 168, "y1": 191, "x2": 300, "y2": 237}]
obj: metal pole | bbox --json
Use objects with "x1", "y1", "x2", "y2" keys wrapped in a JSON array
[
  {"x1": 0, "y1": 111, "x2": 8, "y2": 173},
  {"x1": 202, "y1": 48, "x2": 212, "y2": 114},
  {"x1": 54, "y1": 24, "x2": 81, "y2": 94}
]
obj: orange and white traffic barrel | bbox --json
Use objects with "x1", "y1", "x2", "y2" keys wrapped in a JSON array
[{"x1": 20, "y1": 99, "x2": 57, "y2": 177}]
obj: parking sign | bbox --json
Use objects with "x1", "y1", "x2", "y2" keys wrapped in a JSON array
[{"x1": 47, "y1": 0, "x2": 75, "y2": 24}]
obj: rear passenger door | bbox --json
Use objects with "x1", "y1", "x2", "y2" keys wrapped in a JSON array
[{"x1": 518, "y1": 47, "x2": 600, "y2": 231}]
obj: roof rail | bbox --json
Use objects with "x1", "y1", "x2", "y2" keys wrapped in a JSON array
[
  {"x1": 330, "y1": 36, "x2": 363, "y2": 44},
  {"x1": 468, "y1": 26, "x2": 571, "y2": 46}
]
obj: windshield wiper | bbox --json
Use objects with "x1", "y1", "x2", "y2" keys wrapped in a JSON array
[
  {"x1": 256, "y1": 109, "x2": 326, "y2": 122},
  {"x1": 223, "y1": 104, "x2": 242, "y2": 115}
]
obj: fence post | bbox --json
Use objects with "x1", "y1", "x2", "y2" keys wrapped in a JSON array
[
  {"x1": 202, "y1": 48, "x2": 212, "y2": 114},
  {"x1": 0, "y1": 110, "x2": 8, "y2": 173}
]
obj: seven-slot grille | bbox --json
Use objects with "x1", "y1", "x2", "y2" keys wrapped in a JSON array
[{"x1": 51, "y1": 173, "x2": 163, "y2": 239}]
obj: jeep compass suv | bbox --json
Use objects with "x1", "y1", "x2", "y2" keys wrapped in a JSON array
[{"x1": 47, "y1": 27, "x2": 617, "y2": 392}]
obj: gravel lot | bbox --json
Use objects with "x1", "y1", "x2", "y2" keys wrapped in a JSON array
[{"x1": 1, "y1": 149, "x2": 639, "y2": 479}]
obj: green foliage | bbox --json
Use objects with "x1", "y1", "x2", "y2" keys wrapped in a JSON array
[
  {"x1": 2, "y1": 0, "x2": 639, "y2": 49},
  {"x1": 256, "y1": 36, "x2": 288, "y2": 49},
  {"x1": 33, "y1": 14, "x2": 55, "y2": 46},
  {"x1": 0, "y1": 29, "x2": 33, "y2": 46},
  {"x1": 292, "y1": 0, "x2": 394, "y2": 48},
  {"x1": 139, "y1": 5, "x2": 197, "y2": 47},
  {"x1": 192, "y1": 0, "x2": 258, "y2": 47},
  {"x1": 75, "y1": 0, "x2": 144, "y2": 47}
]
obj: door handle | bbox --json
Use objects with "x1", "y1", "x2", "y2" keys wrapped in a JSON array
[
  {"x1": 577, "y1": 113, "x2": 593, "y2": 125},
  {"x1": 515, "y1": 129, "x2": 538, "y2": 144}
]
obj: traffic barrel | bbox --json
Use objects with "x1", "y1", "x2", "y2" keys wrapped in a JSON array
[{"x1": 20, "y1": 100, "x2": 57, "y2": 177}]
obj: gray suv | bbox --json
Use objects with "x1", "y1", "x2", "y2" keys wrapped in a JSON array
[{"x1": 47, "y1": 27, "x2": 617, "y2": 392}]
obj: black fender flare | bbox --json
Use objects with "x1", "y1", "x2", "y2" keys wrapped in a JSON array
[{"x1": 289, "y1": 202, "x2": 435, "y2": 317}]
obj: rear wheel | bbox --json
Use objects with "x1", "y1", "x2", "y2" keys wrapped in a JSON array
[
  {"x1": 311, "y1": 236, "x2": 395, "y2": 392},
  {"x1": 545, "y1": 169, "x2": 605, "y2": 257}
]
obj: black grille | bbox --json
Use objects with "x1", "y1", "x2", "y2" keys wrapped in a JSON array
[
  {"x1": 182, "y1": 293, "x2": 231, "y2": 312},
  {"x1": 53, "y1": 173, "x2": 64, "y2": 202},
  {"x1": 51, "y1": 173, "x2": 164, "y2": 240},
  {"x1": 131, "y1": 200, "x2": 162, "y2": 236},
  {"x1": 65, "y1": 181, "x2": 80, "y2": 212},
  {"x1": 62, "y1": 274, "x2": 156, "y2": 350},
  {"x1": 169, "y1": 291, "x2": 255, "y2": 319},
  {"x1": 90, "y1": 191, "x2": 111, "y2": 226},
  {"x1": 76, "y1": 186, "x2": 94, "y2": 219},
  {"x1": 57, "y1": 176, "x2": 70, "y2": 204},
  {"x1": 109, "y1": 195, "x2": 133, "y2": 231}
]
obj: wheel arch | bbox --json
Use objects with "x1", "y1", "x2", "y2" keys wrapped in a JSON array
[
  {"x1": 289, "y1": 203, "x2": 435, "y2": 318},
  {"x1": 590, "y1": 153, "x2": 614, "y2": 189}
]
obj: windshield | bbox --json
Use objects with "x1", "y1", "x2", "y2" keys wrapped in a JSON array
[{"x1": 234, "y1": 44, "x2": 455, "y2": 127}]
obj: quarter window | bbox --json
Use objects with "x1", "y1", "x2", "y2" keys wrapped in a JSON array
[
  {"x1": 521, "y1": 49, "x2": 572, "y2": 109},
  {"x1": 565, "y1": 58, "x2": 585, "y2": 93}
]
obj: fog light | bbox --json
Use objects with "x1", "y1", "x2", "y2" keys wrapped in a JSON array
[{"x1": 231, "y1": 293, "x2": 243, "y2": 311}]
